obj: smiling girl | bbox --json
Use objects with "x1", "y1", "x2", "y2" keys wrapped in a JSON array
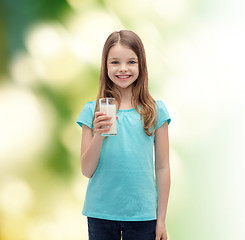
[{"x1": 76, "y1": 30, "x2": 171, "y2": 240}]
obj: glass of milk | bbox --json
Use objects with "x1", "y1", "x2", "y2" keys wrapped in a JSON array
[{"x1": 99, "y1": 98, "x2": 117, "y2": 136}]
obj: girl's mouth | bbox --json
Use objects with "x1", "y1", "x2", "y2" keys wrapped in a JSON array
[{"x1": 116, "y1": 75, "x2": 132, "y2": 80}]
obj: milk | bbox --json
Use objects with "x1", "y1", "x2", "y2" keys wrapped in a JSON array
[{"x1": 100, "y1": 104, "x2": 117, "y2": 136}]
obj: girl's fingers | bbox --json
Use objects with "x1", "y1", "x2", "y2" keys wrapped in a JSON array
[
  {"x1": 94, "y1": 127, "x2": 110, "y2": 134},
  {"x1": 93, "y1": 111, "x2": 117, "y2": 135},
  {"x1": 95, "y1": 111, "x2": 111, "y2": 118},
  {"x1": 93, "y1": 112, "x2": 112, "y2": 134},
  {"x1": 94, "y1": 117, "x2": 112, "y2": 126},
  {"x1": 97, "y1": 121, "x2": 112, "y2": 128},
  {"x1": 97, "y1": 115, "x2": 112, "y2": 122},
  {"x1": 97, "y1": 127, "x2": 110, "y2": 133},
  {"x1": 94, "y1": 112, "x2": 111, "y2": 122},
  {"x1": 94, "y1": 111, "x2": 106, "y2": 117}
]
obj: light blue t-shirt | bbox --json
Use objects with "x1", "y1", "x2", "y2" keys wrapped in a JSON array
[{"x1": 76, "y1": 100, "x2": 171, "y2": 221}]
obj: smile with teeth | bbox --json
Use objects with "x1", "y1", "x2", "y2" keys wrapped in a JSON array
[{"x1": 116, "y1": 75, "x2": 131, "y2": 79}]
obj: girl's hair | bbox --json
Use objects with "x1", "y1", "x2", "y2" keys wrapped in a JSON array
[{"x1": 93, "y1": 30, "x2": 157, "y2": 136}]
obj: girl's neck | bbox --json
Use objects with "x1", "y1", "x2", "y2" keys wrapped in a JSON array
[{"x1": 114, "y1": 86, "x2": 134, "y2": 110}]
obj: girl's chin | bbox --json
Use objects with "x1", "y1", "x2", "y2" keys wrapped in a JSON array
[
  {"x1": 110, "y1": 78, "x2": 136, "y2": 90},
  {"x1": 113, "y1": 83, "x2": 132, "y2": 90}
]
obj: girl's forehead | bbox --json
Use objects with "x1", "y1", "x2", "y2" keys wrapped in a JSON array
[{"x1": 108, "y1": 43, "x2": 137, "y2": 58}]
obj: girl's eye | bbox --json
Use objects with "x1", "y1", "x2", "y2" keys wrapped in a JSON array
[
  {"x1": 129, "y1": 61, "x2": 136, "y2": 64},
  {"x1": 111, "y1": 61, "x2": 119, "y2": 64}
]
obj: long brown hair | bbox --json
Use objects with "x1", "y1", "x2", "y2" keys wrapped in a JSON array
[{"x1": 93, "y1": 30, "x2": 157, "y2": 136}]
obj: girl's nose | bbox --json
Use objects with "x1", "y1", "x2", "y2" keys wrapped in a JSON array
[{"x1": 119, "y1": 63, "x2": 128, "y2": 72}]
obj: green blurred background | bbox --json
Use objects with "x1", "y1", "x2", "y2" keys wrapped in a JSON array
[{"x1": 0, "y1": 0, "x2": 244, "y2": 239}]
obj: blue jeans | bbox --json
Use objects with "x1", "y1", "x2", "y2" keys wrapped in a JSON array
[{"x1": 87, "y1": 217, "x2": 156, "y2": 240}]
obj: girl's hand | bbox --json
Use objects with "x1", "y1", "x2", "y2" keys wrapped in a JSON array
[
  {"x1": 155, "y1": 220, "x2": 168, "y2": 240},
  {"x1": 93, "y1": 112, "x2": 117, "y2": 137}
]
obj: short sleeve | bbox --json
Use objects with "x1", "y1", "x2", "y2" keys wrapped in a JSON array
[
  {"x1": 76, "y1": 101, "x2": 96, "y2": 129},
  {"x1": 156, "y1": 100, "x2": 171, "y2": 130}
]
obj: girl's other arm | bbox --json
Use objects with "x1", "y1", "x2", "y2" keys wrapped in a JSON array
[
  {"x1": 81, "y1": 112, "x2": 112, "y2": 178},
  {"x1": 154, "y1": 121, "x2": 170, "y2": 240}
]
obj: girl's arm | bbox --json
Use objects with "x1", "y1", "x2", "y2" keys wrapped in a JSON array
[
  {"x1": 154, "y1": 121, "x2": 170, "y2": 238},
  {"x1": 80, "y1": 112, "x2": 112, "y2": 178}
]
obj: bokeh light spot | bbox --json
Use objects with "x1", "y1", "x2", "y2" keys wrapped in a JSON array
[
  {"x1": 0, "y1": 177, "x2": 33, "y2": 215},
  {"x1": 0, "y1": 84, "x2": 55, "y2": 169}
]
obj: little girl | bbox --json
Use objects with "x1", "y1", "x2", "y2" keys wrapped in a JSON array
[{"x1": 76, "y1": 30, "x2": 171, "y2": 240}]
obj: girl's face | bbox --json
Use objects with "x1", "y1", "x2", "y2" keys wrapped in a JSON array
[{"x1": 107, "y1": 43, "x2": 139, "y2": 92}]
